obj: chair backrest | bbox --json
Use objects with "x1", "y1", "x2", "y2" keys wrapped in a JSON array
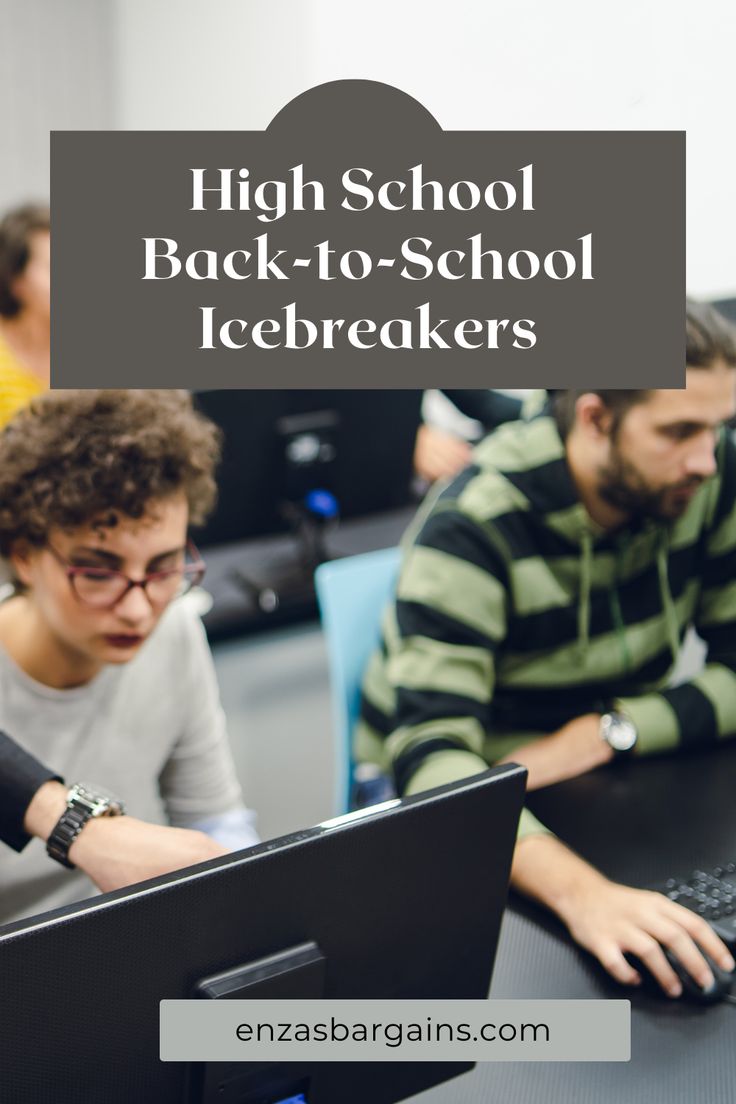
[{"x1": 315, "y1": 547, "x2": 401, "y2": 814}]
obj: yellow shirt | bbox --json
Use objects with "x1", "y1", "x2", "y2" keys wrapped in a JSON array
[{"x1": 0, "y1": 332, "x2": 45, "y2": 428}]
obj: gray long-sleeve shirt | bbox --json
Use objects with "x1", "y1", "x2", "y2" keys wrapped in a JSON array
[{"x1": 0, "y1": 599, "x2": 257, "y2": 925}]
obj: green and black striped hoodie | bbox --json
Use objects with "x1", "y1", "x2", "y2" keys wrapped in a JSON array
[{"x1": 358, "y1": 414, "x2": 736, "y2": 838}]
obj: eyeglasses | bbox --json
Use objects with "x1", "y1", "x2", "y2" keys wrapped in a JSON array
[{"x1": 46, "y1": 541, "x2": 206, "y2": 610}]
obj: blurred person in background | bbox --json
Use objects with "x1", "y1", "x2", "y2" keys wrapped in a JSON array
[
  {"x1": 0, "y1": 203, "x2": 51, "y2": 428},
  {"x1": 414, "y1": 389, "x2": 544, "y2": 484}
]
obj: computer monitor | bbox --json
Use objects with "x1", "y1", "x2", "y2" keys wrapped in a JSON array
[
  {"x1": 0, "y1": 767, "x2": 525, "y2": 1104},
  {"x1": 712, "y1": 297, "x2": 736, "y2": 326},
  {"x1": 193, "y1": 391, "x2": 423, "y2": 547}
]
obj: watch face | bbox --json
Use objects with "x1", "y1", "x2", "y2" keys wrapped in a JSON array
[
  {"x1": 603, "y1": 715, "x2": 638, "y2": 752},
  {"x1": 69, "y1": 783, "x2": 124, "y2": 817}
]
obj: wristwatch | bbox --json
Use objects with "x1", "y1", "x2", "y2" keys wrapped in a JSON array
[
  {"x1": 599, "y1": 710, "x2": 638, "y2": 755},
  {"x1": 46, "y1": 783, "x2": 125, "y2": 869}
]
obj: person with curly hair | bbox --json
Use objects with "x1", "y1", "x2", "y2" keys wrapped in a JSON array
[
  {"x1": 0, "y1": 204, "x2": 51, "y2": 427},
  {"x1": 0, "y1": 389, "x2": 258, "y2": 925}
]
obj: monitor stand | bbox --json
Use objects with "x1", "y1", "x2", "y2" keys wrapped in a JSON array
[
  {"x1": 187, "y1": 942, "x2": 325, "y2": 1104},
  {"x1": 229, "y1": 505, "x2": 339, "y2": 616}
]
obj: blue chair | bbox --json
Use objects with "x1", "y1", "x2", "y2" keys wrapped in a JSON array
[{"x1": 315, "y1": 546, "x2": 401, "y2": 815}]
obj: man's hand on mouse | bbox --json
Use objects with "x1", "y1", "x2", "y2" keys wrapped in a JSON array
[
  {"x1": 512, "y1": 834, "x2": 736, "y2": 997},
  {"x1": 560, "y1": 880, "x2": 733, "y2": 997}
]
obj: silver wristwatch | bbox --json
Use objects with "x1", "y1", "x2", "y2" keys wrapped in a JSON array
[
  {"x1": 46, "y1": 783, "x2": 125, "y2": 869},
  {"x1": 599, "y1": 711, "x2": 638, "y2": 755}
]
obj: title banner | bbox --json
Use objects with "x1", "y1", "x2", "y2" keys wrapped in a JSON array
[{"x1": 51, "y1": 80, "x2": 684, "y2": 389}]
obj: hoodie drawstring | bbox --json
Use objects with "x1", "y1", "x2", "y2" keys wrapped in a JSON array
[
  {"x1": 576, "y1": 525, "x2": 680, "y2": 668},
  {"x1": 577, "y1": 529, "x2": 593, "y2": 659},
  {"x1": 656, "y1": 530, "x2": 680, "y2": 664}
]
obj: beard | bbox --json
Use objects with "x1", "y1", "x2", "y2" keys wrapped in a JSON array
[{"x1": 597, "y1": 447, "x2": 706, "y2": 521}]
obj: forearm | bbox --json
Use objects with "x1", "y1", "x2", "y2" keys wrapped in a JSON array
[
  {"x1": 22, "y1": 778, "x2": 68, "y2": 841},
  {"x1": 25, "y1": 778, "x2": 227, "y2": 892},
  {"x1": 22, "y1": 780, "x2": 127, "y2": 876},
  {"x1": 23, "y1": 780, "x2": 133, "y2": 873},
  {"x1": 511, "y1": 832, "x2": 607, "y2": 922},
  {"x1": 496, "y1": 713, "x2": 613, "y2": 791},
  {"x1": 395, "y1": 712, "x2": 615, "y2": 851}
]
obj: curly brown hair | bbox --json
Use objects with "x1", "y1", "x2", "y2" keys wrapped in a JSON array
[{"x1": 0, "y1": 390, "x2": 221, "y2": 557}]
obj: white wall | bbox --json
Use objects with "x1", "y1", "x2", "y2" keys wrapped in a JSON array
[
  {"x1": 0, "y1": 0, "x2": 115, "y2": 210},
  {"x1": 3, "y1": 0, "x2": 732, "y2": 296},
  {"x1": 303, "y1": 0, "x2": 686, "y2": 131},
  {"x1": 111, "y1": 0, "x2": 311, "y2": 130},
  {"x1": 110, "y1": 0, "x2": 734, "y2": 299},
  {"x1": 682, "y1": 9, "x2": 735, "y2": 300}
]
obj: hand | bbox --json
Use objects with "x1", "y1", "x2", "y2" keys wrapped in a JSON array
[
  {"x1": 512, "y1": 835, "x2": 736, "y2": 996},
  {"x1": 497, "y1": 713, "x2": 613, "y2": 791},
  {"x1": 69, "y1": 815, "x2": 228, "y2": 892},
  {"x1": 413, "y1": 424, "x2": 473, "y2": 483},
  {"x1": 560, "y1": 880, "x2": 735, "y2": 997},
  {"x1": 24, "y1": 780, "x2": 227, "y2": 893}
]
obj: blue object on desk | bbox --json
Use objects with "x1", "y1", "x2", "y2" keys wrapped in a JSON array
[
  {"x1": 305, "y1": 488, "x2": 339, "y2": 519},
  {"x1": 315, "y1": 546, "x2": 401, "y2": 814}
]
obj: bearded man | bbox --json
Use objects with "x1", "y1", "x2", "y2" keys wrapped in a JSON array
[{"x1": 359, "y1": 299, "x2": 736, "y2": 998}]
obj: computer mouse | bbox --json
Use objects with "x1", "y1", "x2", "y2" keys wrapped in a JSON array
[{"x1": 663, "y1": 947, "x2": 735, "y2": 1004}]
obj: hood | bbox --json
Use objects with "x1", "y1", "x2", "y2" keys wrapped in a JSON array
[{"x1": 473, "y1": 415, "x2": 681, "y2": 666}]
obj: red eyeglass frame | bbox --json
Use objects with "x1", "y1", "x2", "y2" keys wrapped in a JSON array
[{"x1": 45, "y1": 539, "x2": 207, "y2": 609}]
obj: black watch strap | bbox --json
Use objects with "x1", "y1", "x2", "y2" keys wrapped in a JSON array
[
  {"x1": 46, "y1": 785, "x2": 124, "y2": 869},
  {"x1": 46, "y1": 804, "x2": 90, "y2": 869}
]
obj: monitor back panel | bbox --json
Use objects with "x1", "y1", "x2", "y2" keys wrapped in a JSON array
[{"x1": 0, "y1": 767, "x2": 524, "y2": 1104}]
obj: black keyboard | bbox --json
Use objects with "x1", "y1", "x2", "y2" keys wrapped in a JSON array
[{"x1": 659, "y1": 862, "x2": 736, "y2": 946}]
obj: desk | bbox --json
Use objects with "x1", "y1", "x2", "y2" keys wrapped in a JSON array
[
  {"x1": 418, "y1": 741, "x2": 736, "y2": 1103},
  {"x1": 201, "y1": 507, "x2": 415, "y2": 640}
]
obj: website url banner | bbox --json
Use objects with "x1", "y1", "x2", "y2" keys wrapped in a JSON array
[{"x1": 160, "y1": 999, "x2": 629, "y2": 1062}]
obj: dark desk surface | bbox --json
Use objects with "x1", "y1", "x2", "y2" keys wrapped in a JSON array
[
  {"x1": 200, "y1": 507, "x2": 414, "y2": 640},
  {"x1": 421, "y1": 742, "x2": 736, "y2": 1103}
]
